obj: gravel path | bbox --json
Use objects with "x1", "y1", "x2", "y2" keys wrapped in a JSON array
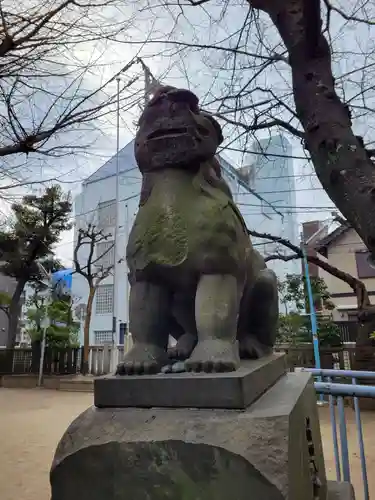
[{"x1": 0, "y1": 388, "x2": 374, "y2": 500}]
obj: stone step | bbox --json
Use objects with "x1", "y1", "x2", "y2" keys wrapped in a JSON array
[
  {"x1": 59, "y1": 378, "x2": 94, "y2": 392},
  {"x1": 0, "y1": 374, "x2": 95, "y2": 392}
]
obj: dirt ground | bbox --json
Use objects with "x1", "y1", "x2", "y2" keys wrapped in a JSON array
[{"x1": 0, "y1": 389, "x2": 374, "y2": 500}]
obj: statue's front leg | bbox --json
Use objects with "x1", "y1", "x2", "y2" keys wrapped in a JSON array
[
  {"x1": 185, "y1": 274, "x2": 241, "y2": 373},
  {"x1": 116, "y1": 281, "x2": 170, "y2": 375}
]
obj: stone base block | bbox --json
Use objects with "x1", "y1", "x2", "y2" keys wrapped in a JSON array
[
  {"x1": 327, "y1": 481, "x2": 355, "y2": 499},
  {"x1": 94, "y1": 353, "x2": 286, "y2": 409},
  {"x1": 51, "y1": 372, "x2": 328, "y2": 500}
]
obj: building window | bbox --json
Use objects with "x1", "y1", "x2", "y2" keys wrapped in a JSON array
[
  {"x1": 94, "y1": 330, "x2": 113, "y2": 344},
  {"x1": 97, "y1": 200, "x2": 116, "y2": 228},
  {"x1": 95, "y1": 285, "x2": 114, "y2": 314},
  {"x1": 355, "y1": 251, "x2": 375, "y2": 279},
  {"x1": 95, "y1": 241, "x2": 114, "y2": 269}
]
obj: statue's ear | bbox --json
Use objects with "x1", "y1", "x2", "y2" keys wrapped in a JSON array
[{"x1": 201, "y1": 112, "x2": 223, "y2": 145}]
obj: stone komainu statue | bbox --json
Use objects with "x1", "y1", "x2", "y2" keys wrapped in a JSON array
[{"x1": 116, "y1": 86, "x2": 279, "y2": 375}]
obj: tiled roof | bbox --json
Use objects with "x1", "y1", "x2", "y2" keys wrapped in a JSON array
[{"x1": 315, "y1": 223, "x2": 351, "y2": 256}]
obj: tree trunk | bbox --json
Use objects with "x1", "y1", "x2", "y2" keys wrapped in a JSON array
[
  {"x1": 81, "y1": 286, "x2": 95, "y2": 375},
  {"x1": 250, "y1": 0, "x2": 375, "y2": 257},
  {"x1": 6, "y1": 279, "x2": 26, "y2": 349}
]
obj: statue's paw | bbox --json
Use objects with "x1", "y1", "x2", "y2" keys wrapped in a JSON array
[
  {"x1": 115, "y1": 343, "x2": 168, "y2": 375},
  {"x1": 185, "y1": 339, "x2": 240, "y2": 373},
  {"x1": 168, "y1": 333, "x2": 197, "y2": 361},
  {"x1": 238, "y1": 334, "x2": 272, "y2": 359}
]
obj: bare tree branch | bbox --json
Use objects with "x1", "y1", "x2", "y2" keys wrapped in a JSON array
[
  {"x1": 73, "y1": 220, "x2": 118, "y2": 372},
  {"x1": 133, "y1": 0, "x2": 375, "y2": 261},
  {"x1": 73, "y1": 223, "x2": 115, "y2": 285},
  {"x1": 0, "y1": 0, "x2": 150, "y2": 193},
  {"x1": 323, "y1": 0, "x2": 375, "y2": 26},
  {"x1": 214, "y1": 112, "x2": 305, "y2": 139}
]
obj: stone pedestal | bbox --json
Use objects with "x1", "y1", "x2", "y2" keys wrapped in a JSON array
[
  {"x1": 52, "y1": 367, "x2": 335, "y2": 500},
  {"x1": 327, "y1": 481, "x2": 355, "y2": 500},
  {"x1": 51, "y1": 353, "x2": 355, "y2": 499},
  {"x1": 94, "y1": 353, "x2": 286, "y2": 409}
]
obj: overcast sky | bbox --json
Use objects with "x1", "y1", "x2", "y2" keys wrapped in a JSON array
[{"x1": 7, "y1": 0, "x2": 372, "y2": 266}]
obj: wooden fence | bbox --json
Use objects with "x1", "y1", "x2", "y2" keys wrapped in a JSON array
[
  {"x1": 38, "y1": 345, "x2": 80, "y2": 375},
  {"x1": 0, "y1": 345, "x2": 80, "y2": 376}
]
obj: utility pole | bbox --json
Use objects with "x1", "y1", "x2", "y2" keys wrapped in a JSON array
[
  {"x1": 124, "y1": 203, "x2": 130, "y2": 326},
  {"x1": 36, "y1": 263, "x2": 52, "y2": 387},
  {"x1": 112, "y1": 59, "x2": 159, "y2": 348},
  {"x1": 112, "y1": 76, "x2": 121, "y2": 347}
]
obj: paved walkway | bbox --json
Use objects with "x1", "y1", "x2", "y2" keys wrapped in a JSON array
[{"x1": 0, "y1": 388, "x2": 374, "y2": 500}]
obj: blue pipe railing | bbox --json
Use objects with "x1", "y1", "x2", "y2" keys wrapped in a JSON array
[
  {"x1": 302, "y1": 250, "x2": 321, "y2": 372},
  {"x1": 352, "y1": 376, "x2": 369, "y2": 500},
  {"x1": 305, "y1": 368, "x2": 375, "y2": 380},
  {"x1": 327, "y1": 376, "x2": 341, "y2": 481},
  {"x1": 304, "y1": 367, "x2": 371, "y2": 500}
]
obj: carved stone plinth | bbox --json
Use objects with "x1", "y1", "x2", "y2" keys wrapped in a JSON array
[
  {"x1": 51, "y1": 370, "x2": 334, "y2": 500},
  {"x1": 327, "y1": 481, "x2": 355, "y2": 500},
  {"x1": 94, "y1": 353, "x2": 286, "y2": 409}
]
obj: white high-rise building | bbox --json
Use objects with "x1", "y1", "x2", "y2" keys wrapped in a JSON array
[
  {"x1": 72, "y1": 140, "x2": 287, "y2": 345},
  {"x1": 244, "y1": 134, "x2": 300, "y2": 276}
]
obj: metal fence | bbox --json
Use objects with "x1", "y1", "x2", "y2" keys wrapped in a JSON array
[{"x1": 304, "y1": 367, "x2": 375, "y2": 500}]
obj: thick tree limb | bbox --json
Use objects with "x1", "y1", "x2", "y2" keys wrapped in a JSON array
[
  {"x1": 249, "y1": 228, "x2": 371, "y2": 313},
  {"x1": 248, "y1": 0, "x2": 375, "y2": 259}
]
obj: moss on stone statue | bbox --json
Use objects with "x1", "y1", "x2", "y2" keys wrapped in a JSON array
[
  {"x1": 137, "y1": 209, "x2": 188, "y2": 266},
  {"x1": 127, "y1": 165, "x2": 251, "y2": 272},
  {"x1": 123, "y1": 441, "x2": 284, "y2": 500}
]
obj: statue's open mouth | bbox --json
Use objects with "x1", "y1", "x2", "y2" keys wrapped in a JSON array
[{"x1": 147, "y1": 127, "x2": 188, "y2": 140}]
